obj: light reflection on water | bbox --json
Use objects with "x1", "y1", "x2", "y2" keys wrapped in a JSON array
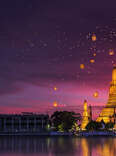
[{"x1": 0, "y1": 136, "x2": 116, "y2": 156}]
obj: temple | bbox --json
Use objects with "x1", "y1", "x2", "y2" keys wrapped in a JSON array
[
  {"x1": 97, "y1": 66, "x2": 116, "y2": 123},
  {"x1": 81, "y1": 100, "x2": 90, "y2": 130}
]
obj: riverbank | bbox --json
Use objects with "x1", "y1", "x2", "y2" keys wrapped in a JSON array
[
  {"x1": 0, "y1": 131, "x2": 116, "y2": 136},
  {"x1": 0, "y1": 131, "x2": 73, "y2": 136},
  {"x1": 77, "y1": 131, "x2": 116, "y2": 136}
]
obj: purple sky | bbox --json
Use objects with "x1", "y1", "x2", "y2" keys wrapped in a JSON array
[{"x1": 0, "y1": 0, "x2": 116, "y2": 113}]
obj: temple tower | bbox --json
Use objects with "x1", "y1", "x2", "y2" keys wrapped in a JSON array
[
  {"x1": 97, "y1": 66, "x2": 116, "y2": 123},
  {"x1": 81, "y1": 100, "x2": 90, "y2": 130}
]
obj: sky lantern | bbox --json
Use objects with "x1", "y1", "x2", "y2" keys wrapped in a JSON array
[
  {"x1": 80, "y1": 64, "x2": 85, "y2": 69},
  {"x1": 109, "y1": 50, "x2": 114, "y2": 56},
  {"x1": 54, "y1": 86, "x2": 58, "y2": 91},
  {"x1": 93, "y1": 91, "x2": 99, "y2": 98},
  {"x1": 53, "y1": 101, "x2": 58, "y2": 107},
  {"x1": 90, "y1": 59, "x2": 95, "y2": 63},
  {"x1": 93, "y1": 53, "x2": 96, "y2": 57},
  {"x1": 92, "y1": 34, "x2": 97, "y2": 41}
]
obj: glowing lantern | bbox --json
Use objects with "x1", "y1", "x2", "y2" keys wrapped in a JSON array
[
  {"x1": 92, "y1": 34, "x2": 97, "y2": 41},
  {"x1": 109, "y1": 50, "x2": 114, "y2": 56},
  {"x1": 54, "y1": 87, "x2": 58, "y2": 91},
  {"x1": 93, "y1": 53, "x2": 96, "y2": 57},
  {"x1": 80, "y1": 64, "x2": 85, "y2": 69},
  {"x1": 93, "y1": 91, "x2": 99, "y2": 98},
  {"x1": 53, "y1": 101, "x2": 58, "y2": 107},
  {"x1": 90, "y1": 59, "x2": 95, "y2": 63}
]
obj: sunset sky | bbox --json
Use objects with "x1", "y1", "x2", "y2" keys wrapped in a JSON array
[{"x1": 0, "y1": 0, "x2": 116, "y2": 114}]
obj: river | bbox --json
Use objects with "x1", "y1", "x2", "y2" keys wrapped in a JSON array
[{"x1": 0, "y1": 136, "x2": 116, "y2": 156}]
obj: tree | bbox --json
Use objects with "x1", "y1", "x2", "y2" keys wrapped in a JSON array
[
  {"x1": 70, "y1": 122, "x2": 80, "y2": 133},
  {"x1": 86, "y1": 120, "x2": 102, "y2": 131},
  {"x1": 51, "y1": 111, "x2": 81, "y2": 132},
  {"x1": 105, "y1": 122, "x2": 114, "y2": 130}
]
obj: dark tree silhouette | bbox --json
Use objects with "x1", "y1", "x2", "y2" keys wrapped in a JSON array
[
  {"x1": 105, "y1": 122, "x2": 114, "y2": 130},
  {"x1": 51, "y1": 111, "x2": 81, "y2": 132},
  {"x1": 86, "y1": 120, "x2": 103, "y2": 131}
]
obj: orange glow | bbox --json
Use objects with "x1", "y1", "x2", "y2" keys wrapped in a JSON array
[
  {"x1": 93, "y1": 53, "x2": 96, "y2": 57},
  {"x1": 109, "y1": 50, "x2": 114, "y2": 56},
  {"x1": 92, "y1": 34, "x2": 97, "y2": 41},
  {"x1": 90, "y1": 59, "x2": 95, "y2": 63},
  {"x1": 53, "y1": 101, "x2": 58, "y2": 107},
  {"x1": 83, "y1": 100, "x2": 87, "y2": 111},
  {"x1": 97, "y1": 140, "x2": 115, "y2": 156},
  {"x1": 97, "y1": 67, "x2": 116, "y2": 123},
  {"x1": 54, "y1": 87, "x2": 58, "y2": 91},
  {"x1": 93, "y1": 91, "x2": 99, "y2": 98},
  {"x1": 80, "y1": 64, "x2": 85, "y2": 69},
  {"x1": 112, "y1": 66, "x2": 116, "y2": 83},
  {"x1": 81, "y1": 100, "x2": 89, "y2": 130},
  {"x1": 81, "y1": 139, "x2": 89, "y2": 156}
]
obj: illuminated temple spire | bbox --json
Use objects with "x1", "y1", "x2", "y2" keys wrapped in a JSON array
[
  {"x1": 81, "y1": 100, "x2": 90, "y2": 130},
  {"x1": 108, "y1": 65, "x2": 116, "y2": 107},
  {"x1": 97, "y1": 65, "x2": 116, "y2": 123},
  {"x1": 112, "y1": 65, "x2": 116, "y2": 84}
]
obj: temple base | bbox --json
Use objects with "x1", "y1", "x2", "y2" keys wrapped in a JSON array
[{"x1": 97, "y1": 107, "x2": 115, "y2": 123}]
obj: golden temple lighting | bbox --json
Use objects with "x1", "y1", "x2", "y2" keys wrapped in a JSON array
[
  {"x1": 97, "y1": 66, "x2": 116, "y2": 123},
  {"x1": 81, "y1": 100, "x2": 90, "y2": 130},
  {"x1": 112, "y1": 66, "x2": 116, "y2": 83}
]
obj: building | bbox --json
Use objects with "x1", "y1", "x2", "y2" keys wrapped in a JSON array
[
  {"x1": 0, "y1": 112, "x2": 49, "y2": 133},
  {"x1": 81, "y1": 100, "x2": 90, "y2": 130},
  {"x1": 97, "y1": 66, "x2": 116, "y2": 123}
]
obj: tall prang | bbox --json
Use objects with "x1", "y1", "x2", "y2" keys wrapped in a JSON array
[
  {"x1": 97, "y1": 65, "x2": 116, "y2": 123},
  {"x1": 81, "y1": 100, "x2": 90, "y2": 130}
]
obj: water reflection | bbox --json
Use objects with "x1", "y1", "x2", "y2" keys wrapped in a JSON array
[
  {"x1": 81, "y1": 137, "x2": 116, "y2": 156},
  {"x1": 0, "y1": 136, "x2": 81, "y2": 156},
  {"x1": 0, "y1": 136, "x2": 116, "y2": 156},
  {"x1": 96, "y1": 138, "x2": 116, "y2": 156},
  {"x1": 81, "y1": 139, "x2": 89, "y2": 156}
]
